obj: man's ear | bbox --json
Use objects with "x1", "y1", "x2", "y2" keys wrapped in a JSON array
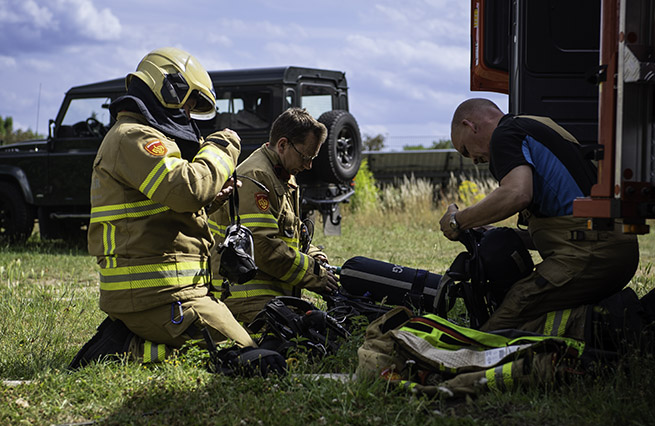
[
  {"x1": 462, "y1": 119, "x2": 477, "y2": 133},
  {"x1": 274, "y1": 137, "x2": 287, "y2": 151}
]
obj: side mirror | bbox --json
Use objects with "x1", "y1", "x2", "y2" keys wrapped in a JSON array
[{"x1": 48, "y1": 119, "x2": 55, "y2": 139}]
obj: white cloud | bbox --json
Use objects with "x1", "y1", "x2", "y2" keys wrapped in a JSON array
[
  {"x1": 0, "y1": 0, "x2": 121, "y2": 55},
  {"x1": 23, "y1": 58, "x2": 53, "y2": 72},
  {"x1": 217, "y1": 18, "x2": 286, "y2": 39},
  {"x1": 63, "y1": 0, "x2": 121, "y2": 41},
  {"x1": 0, "y1": 55, "x2": 17, "y2": 67},
  {"x1": 208, "y1": 34, "x2": 233, "y2": 48}
]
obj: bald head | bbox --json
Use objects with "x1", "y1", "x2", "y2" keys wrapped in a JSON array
[
  {"x1": 451, "y1": 98, "x2": 502, "y2": 136},
  {"x1": 450, "y1": 98, "x2": 504, "y2": 164}
]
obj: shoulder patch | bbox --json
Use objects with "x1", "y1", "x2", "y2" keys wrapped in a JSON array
[
  {"x1": 255, "y1": 192, "x2": 270, "y2": 211},
  {"x1": 144, "y1": 139, "x2": 167, "y2": 156}
]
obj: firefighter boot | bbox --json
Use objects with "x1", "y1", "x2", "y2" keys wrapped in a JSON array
[{"x1": 68, "y1": 316, "x2": 135, "y2": 369}]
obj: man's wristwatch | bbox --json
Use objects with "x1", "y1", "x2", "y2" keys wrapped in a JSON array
[{"x1": 449, "y1": 212, "x2": 460, "y2": 231}]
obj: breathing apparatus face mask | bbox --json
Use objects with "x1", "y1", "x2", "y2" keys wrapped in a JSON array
[
  {"x1": 218, "y1": 223, "x2": 258, "y2": 284},
  {"x1": 218, "y1": 172, "x2": 269, "y2": 285}
]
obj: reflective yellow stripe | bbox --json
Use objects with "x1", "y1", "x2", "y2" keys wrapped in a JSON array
[
  {"x1": 99, "y1": 261, "x2": 209, "y2": 291},
  {"x1": 557, "y1": 309, "x2": 571, "y2": 336},
  {"x1": 143, "y1": 340, "x2": 166, "y2": 363},
  {"x1": 223, "y1": 279, "x2": 293, "y2": 299},
  {"x1": 398, "y1": 380, "x2": 417, "y2": 391},
  {"x1": 240, "y1": 213, "x2": 278, "y2": 229},
  {"x1": 280, "y1": 249, "x2": 309, "y2": 286},
  {"x1": 102, "y1": 222, "x2": 117, "y2": 268},
  {"x1": 544, "y1": 309, "x2": 571, "y2": 337},
  {"x1": 90, "y1": 199, "x2": 170, "y2": 223},
  {"x1": 139, "y1": 156, "x2": 184, "y2": 198},
  {"x1": 208, "y1": 219, "x2": 226, "y2": 238},
  {"x1": 231, "y1": 288, "x2": 286, "y2": 298},
  {"x1": 486, "y1": 362, "x2": 514, "y2": 393},
  {"x1": 485, "y1": 367, "x2": 498, "y2": 392},
  {"x1": 280, "y1": 235, "x2": 299, "y2": 249},
  {"x1": 501, "y1": 362, "x2": 513, "y2": 389},
  {"x1": 194, "y1": 144, "x2": 234, "y2": 177}
]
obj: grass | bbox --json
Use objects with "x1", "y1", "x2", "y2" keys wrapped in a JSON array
[{"x1": 1, "y1": 176, "x2": 655, "y2": 425}]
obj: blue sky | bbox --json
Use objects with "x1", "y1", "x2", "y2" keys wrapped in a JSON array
[{"x1": 0, "y1": 0, "x2": 508, "y2": 150}]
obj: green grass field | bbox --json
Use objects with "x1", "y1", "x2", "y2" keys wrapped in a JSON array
[{"x1": 2, "y1": 179, "x2": 655, "y2": 425}]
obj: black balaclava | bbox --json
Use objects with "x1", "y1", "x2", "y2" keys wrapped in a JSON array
[{"x1": 109, "y1": 78, "x2": 202, "y2": 160}]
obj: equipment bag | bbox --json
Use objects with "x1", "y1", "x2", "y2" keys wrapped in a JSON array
[
  {"x1": 357, "y1": 306, "x2": 587, "y2": 398},
  {"x1": 339, "y1": 256, "x2": 443, "y2": 314}
]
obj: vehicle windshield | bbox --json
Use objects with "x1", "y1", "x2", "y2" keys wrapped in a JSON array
[{"x1": 200, "y1": 90, "x2": 272, "y2": 132}]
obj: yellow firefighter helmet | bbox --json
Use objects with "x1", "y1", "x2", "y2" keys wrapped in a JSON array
[{"x1": 127, "y1": 47, "x2": 216, "y2": 119}]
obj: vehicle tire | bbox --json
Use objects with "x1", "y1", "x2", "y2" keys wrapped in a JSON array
[
  {"x1": 0, "y1": 182, "x2": 35, "y2": 243},
  {"x1": 307, "y1": 110, "x2": 362, "y2": 184}
]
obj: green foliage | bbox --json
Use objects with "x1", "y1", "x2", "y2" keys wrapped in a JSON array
[
  {"x1": 403, "y1": 138, "x2": 453, "y2": 150},
  {"x1": 349, "y1": 159, "x2": 379, "y2": 213},
  {"x1": 363, "y1": 133, "x2": 386, "y2": 151},
  {"x1": 0, "y1": 115, "x2": 44, "y2": 145},
  {"x1": 1, "y1": 203, "x2": 655, "y2": 424}
]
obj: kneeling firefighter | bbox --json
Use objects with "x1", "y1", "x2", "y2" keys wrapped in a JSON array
[{"x1": 71, "y1": 47, "x2": 265, "y2": 369}]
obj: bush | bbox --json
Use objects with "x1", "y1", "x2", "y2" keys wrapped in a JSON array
[{"x1": 349, "y1": 159, "x2": 379, "y2": 213}]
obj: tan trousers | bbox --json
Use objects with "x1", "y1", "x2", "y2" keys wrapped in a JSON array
[
  {"x1": 111, "y1": 293, "x2": 255, "y2": 350},
  {"x1": 481, "y1": 216, "x2": 639, "y2": 336}
]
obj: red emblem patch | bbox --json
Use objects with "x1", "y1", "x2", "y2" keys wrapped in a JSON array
[
  {"x1": 255, "y1": 192, "x2": 270, "y2": 211},
  {"x1": 144, "y1": 139, "x2": 167, "y2": 156}
]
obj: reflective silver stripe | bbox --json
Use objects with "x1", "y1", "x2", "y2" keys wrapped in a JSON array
[
  {"x1": 207, "y1": 219, "x2": 226, "y2": 238},
  {"x1": 99, "y1": 261, "x2": 210, "y2": 291},
  {"x1": 227, "y1": 280, "x2": 293, "y2": 299},
  {"x1": 140, "y1": 156, "x2": 184, "y2": 198},
  {"x1": 277, "y1": 248, "x2": 309, "y2": 286},
  {"x1": 102, "y1": 222, "x2": 117, "y2": 268},
  {"x1": 90, "y1": 200, "x2": 169, "y2": 222},
  {"x1": 240, "y1": 215, "x2": 278, "y2": 228},
  {"x1": 102, "y1": 222, "x2": 115, "y2": 255},
  {"x1": 100, "y1": 267, "x2": 209, "y2": 284},
  {"x1": 340, "y1": 268, "x2": 438, "y2": 297},
  {"x1": 285, "y1": 251, "x2": 308, "y2": 286},
  {"x1": 143, "y1": 340, "x2": 166, "y2": 363},
  {"x1": 494, "y1": 365, "x2": 505, "y2": 392},
  {"x1": 544, "y1": 309, "x2": 571, "y2": 337},
  {"x1": 194, "y1": 144, "x2": 233, "y2": 176}
]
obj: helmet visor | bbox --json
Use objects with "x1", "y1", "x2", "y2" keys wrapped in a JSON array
[{"x1": 190, "y1": 89, "x2": 216, "y2": 120}]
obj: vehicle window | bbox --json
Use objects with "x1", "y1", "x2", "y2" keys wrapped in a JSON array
[
  {"x1": 301, "y1": 85, "x2": 334, "y2": 118},
  {"x1": 58, "y1": 97, "x2": 111, "y2": 138},
  {"x1": 205, "y1": 90, "x2": 272, "y2": 131},
  {"x1": 61, "y1": 98, "x2": 111, "y2": 127}
]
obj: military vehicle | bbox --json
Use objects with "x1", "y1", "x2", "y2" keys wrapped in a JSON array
[{"x1": 0, "y1": 66, "x2": 362, "y2": 242}]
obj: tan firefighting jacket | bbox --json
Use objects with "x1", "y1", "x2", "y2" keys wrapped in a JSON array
[
  {"x1": 208, "y1": 144, "x2": 328, "y2": 321},
  {"x1": 88, "y1": 111, "x2": 240, "y2": 314}
]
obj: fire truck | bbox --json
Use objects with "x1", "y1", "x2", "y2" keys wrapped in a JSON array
[{"x1": 471, "y1": 0, "x2": 654, "y2": 233}]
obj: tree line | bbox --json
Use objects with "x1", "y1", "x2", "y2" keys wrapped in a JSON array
[
  {"x1": 0, "y1": 116, "x2": 43, "y2": 145},
  {"x1": 363, "y1": 133, "x2": 452, "y2": 151}
]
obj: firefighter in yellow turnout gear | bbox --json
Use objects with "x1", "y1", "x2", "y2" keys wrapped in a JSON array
[
  {"x1": 209, "y1": 108, "x2": 339, "y2": 324},
  {"x1": 80, "y1": 47, "x2": 254, "y2": 366}
]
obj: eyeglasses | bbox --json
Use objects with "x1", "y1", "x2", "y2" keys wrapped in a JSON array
[{"x1": 288, "y1": 139, "x2": 318, "y2": 163}]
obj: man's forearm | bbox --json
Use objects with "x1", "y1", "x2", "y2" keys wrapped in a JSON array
[{"x1": 457, "y1": 185, "x2": 525, "y2": 229}]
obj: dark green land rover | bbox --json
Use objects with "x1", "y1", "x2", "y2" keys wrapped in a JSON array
[{"x1": 0, "y1": 67, "x2": 362, "y2": 242}]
